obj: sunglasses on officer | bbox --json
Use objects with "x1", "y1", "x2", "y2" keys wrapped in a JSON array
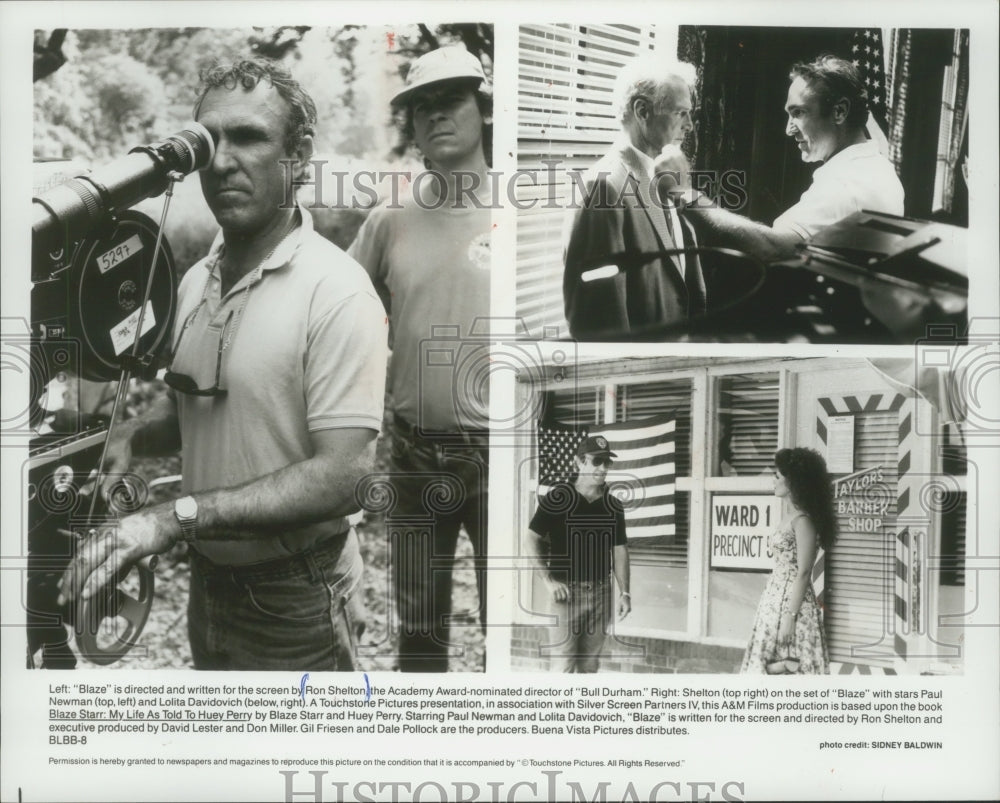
[{"x1": 588, "y1": 454, "x2": 614, "y2": 468}]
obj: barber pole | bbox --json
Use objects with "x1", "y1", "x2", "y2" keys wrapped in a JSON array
[
  {"x1": 816, "y1": 391, "x2": 911, "y2": 669},
  {"x1": 893, "y1": 395, "x2": 926, "y2": 668}
]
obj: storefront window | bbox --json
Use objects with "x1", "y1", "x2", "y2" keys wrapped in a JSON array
[
  {"x1": 708, "y1": 568, "x2": 769, "y2": 641},
  {"x1": 714, "y1": 372, "x2": 780, "y2": 477},
  {"x1": 707, "y1": 372, "x2": 780, "y2": 638}
]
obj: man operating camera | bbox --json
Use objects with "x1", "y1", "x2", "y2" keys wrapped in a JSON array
[{"x1": 58, "y1": 58, "x2": 389, "y2": 670}]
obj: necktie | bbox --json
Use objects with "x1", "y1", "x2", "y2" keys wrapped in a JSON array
[{"x1": 665, "y1": 204, "x2": 706, "y2": 316}]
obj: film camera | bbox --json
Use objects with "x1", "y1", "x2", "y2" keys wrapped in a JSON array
[{"x1": 27, "y1": 124, "x2": 213, "y2": 667}]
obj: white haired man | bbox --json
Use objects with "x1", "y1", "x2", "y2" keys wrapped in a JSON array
[{"x1": 563, "y1": 54, "x2": 705, "y2": 340}]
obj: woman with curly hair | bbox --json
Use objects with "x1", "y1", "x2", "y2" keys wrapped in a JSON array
[{"x1": 741, "y1": 447, "x2": 836, "y2": 674}]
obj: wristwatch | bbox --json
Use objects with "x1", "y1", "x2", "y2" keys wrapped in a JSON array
[{"x1": 174, "y1": 496, "x2": 198, "y2": 543}]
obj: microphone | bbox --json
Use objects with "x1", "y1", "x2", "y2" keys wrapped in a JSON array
[{"x1": 32, "y1": 122, "x2": 215, "y2": 254}]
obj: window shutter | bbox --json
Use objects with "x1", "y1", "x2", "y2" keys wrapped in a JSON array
[
  {"x1": 717, "y1": 373, "x2": 780, "y2": 476},
  {"x1": 939, "y1": 491, "x2": 965, "y2": 587},
  {"x1": 544, "y1": 385, "x2": 602, "y2": 425},
  {"x1": 517, "y1": 24, "x2": 658, "y2": 337},
  {"x1": 826, "y1": 410, "x2": 899, "y2": 667}
]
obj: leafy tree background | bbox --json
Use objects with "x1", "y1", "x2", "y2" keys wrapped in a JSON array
[
  {"x1": 32, "y1": 24, "x2": 492, "y2": 672},
  {"x1": 33, "y1": 24, "x2": 494, "y2": 270}
]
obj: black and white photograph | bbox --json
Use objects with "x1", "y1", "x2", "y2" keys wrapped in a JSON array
[
  {"x1": 1, "y1": 2, "x2": 997, "y2": 803},
  {"x1": 23, "y1": 23, "x2": 493, "y2": 674},
  {"x1": 516, "y1": 24, "x2": 970, "y2": 343},
  {"x1": 511, "y1": 353, "x2": 972, "y2": 676}
]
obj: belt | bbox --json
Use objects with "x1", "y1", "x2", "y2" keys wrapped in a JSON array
[
  {"x1": 392, "y1": 412, "x2": 488, "y2": 445},
  {"x1": 190, "y1": 530, "x2": 350, "y2": 584}
]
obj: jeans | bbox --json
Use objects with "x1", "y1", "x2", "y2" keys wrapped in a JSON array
[
  {"x1": 387, "y1": 414, "x2": 487, "y2": 672},
  {"x1": 187, "y1": 529, "x2": 364, "y2": 671},
  {"x1": 545, "y1": 580, "x2": 613, "y2": 673}
]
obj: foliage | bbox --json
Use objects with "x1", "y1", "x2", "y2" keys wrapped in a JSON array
[
  {"x1": 39, "y1": 25, "x2": 490, "y2": 671},
  {"x1": 33, "y1": 25, "x2": 492, "y2": 265}
]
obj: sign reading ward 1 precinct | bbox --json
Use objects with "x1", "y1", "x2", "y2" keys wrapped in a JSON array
[{"x1": 710, "y1": 495, "x2": 781, "y2": 570}]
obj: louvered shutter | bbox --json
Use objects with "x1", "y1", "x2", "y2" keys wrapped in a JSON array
[
  {"x1": 939, "y1": 491, "x2": 966, "y2": 587},
  {"x1": 517, "y1": 24, "x2": 658, "y2": 337},
  {"x1": 826, "y1": 410, "x2": 899, "y2": 667},
  {"x1": 717, "y1": 373, "x2": 780, "y2": 476}
]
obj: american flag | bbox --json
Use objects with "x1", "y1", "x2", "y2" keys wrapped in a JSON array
[
  {"x1": 537, "y1": 414, "x2": 676, "y2": 539},
  {"x1": 850, "y1": 29, "x2": 888, "y2": 130}
]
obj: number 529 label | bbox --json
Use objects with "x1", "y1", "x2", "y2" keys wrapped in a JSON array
[{"x1": 97, "y1": 233, "x2": 144, "y2": 274}]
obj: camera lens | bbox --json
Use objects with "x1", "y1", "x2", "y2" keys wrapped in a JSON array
[{"x1": 150, "y1": 122, "x2": 215, "y2": 174}]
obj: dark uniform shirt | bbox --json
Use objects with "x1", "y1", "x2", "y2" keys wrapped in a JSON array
[{"x1": 529, "y1": 483, "x2": 627, "y2": 584}]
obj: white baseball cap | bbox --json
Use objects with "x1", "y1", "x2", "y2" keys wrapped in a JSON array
[{"x1": 391, "y1": 46, "x2": 489, "y2": 107}]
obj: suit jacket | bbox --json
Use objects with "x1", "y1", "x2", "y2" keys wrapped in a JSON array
[{"x1": 563, "y1": 141, "x2": 705, "y2": 340}]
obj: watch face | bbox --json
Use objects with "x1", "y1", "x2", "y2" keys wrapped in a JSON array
[{"x1": 176, "y1": 496, "x2": 197, "y2": 519}]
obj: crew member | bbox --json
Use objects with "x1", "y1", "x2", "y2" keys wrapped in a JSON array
[
  {"x1": 59, "y1": 58, "x2": 389, "y2": 670},
  {"x1": 526, "y1": 436, "x2": 631, "y2": 673},
  {"x1": 669, "y1": 55, "x2": 931, "y2": 338},
  {"x1": 673, "y1": 55, "x2": 904, "y2": 260},
  {"x1": 349, "y1": 46, "x2": 492, "y2": 672}
]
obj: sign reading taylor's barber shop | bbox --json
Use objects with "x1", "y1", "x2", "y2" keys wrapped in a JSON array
[
  {"x1": 833, "y1": 465, "x2": 889, "y2": 533},
  {"x1": 710, "y1": 495, "x2": 781, "y2": 570}
]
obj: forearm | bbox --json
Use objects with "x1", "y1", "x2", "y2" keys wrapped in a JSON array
[
  {"x1": 613, "y1": 544, "x2": 630, "y2": 594},
  {"x1": 60, "y1": 429, "x2": 378, "y2": 603},
  {"x1": 190, "y1": 431, "x2": 377, "y2": 541},
  {"x1": 784, "y1": 570, "x2": 812, "y2": 618},
  {"x1": 685, "y1": 206, "x2": 801, "y2": 263},
  {"x1": 786, "y1": 519, "x2": 819, "y2": 617}
]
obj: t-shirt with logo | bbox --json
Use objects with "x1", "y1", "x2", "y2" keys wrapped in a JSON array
[{"x1": 349, "y1": 183, "x2": 491, "y2": 432}]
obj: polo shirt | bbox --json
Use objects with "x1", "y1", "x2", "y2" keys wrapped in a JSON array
[{"x1": 171, "y1": 207, "x2": 388, "y2": 565}]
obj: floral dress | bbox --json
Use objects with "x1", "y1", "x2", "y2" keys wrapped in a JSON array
[{"x1": 740, "y1": 515, "x2": 829, "y2": 674}]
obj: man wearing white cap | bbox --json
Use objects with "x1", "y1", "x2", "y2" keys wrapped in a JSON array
[
  {"x1": 350, "y1": 45, "x2": 492, "y2": 672},
  {"x1": 526, "y1": 435, "x2": 632, "y2": 673}
]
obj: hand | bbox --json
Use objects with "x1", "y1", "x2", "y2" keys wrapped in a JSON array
[
  {"x1": 546, "y1": 578, "x2": 570, "y2": 603},
  {"x1": 777, "y1": 612, "x2": 796, "y2": 645},
  {"x1": 98, "y1": 420, "x2": 137, "y2": 502},
  {"x1": 653, "y1": 145, "x2": 693, "y2": 204},
  {"x1": 617, "y1": 592, "x2": 632, "y2": 620},
  {"x1": 57, "y1": 503, "x2": 178, "y2": 605},
  {"x1": 653, "y1": 144, "x2": 691, "y2": 184}
]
